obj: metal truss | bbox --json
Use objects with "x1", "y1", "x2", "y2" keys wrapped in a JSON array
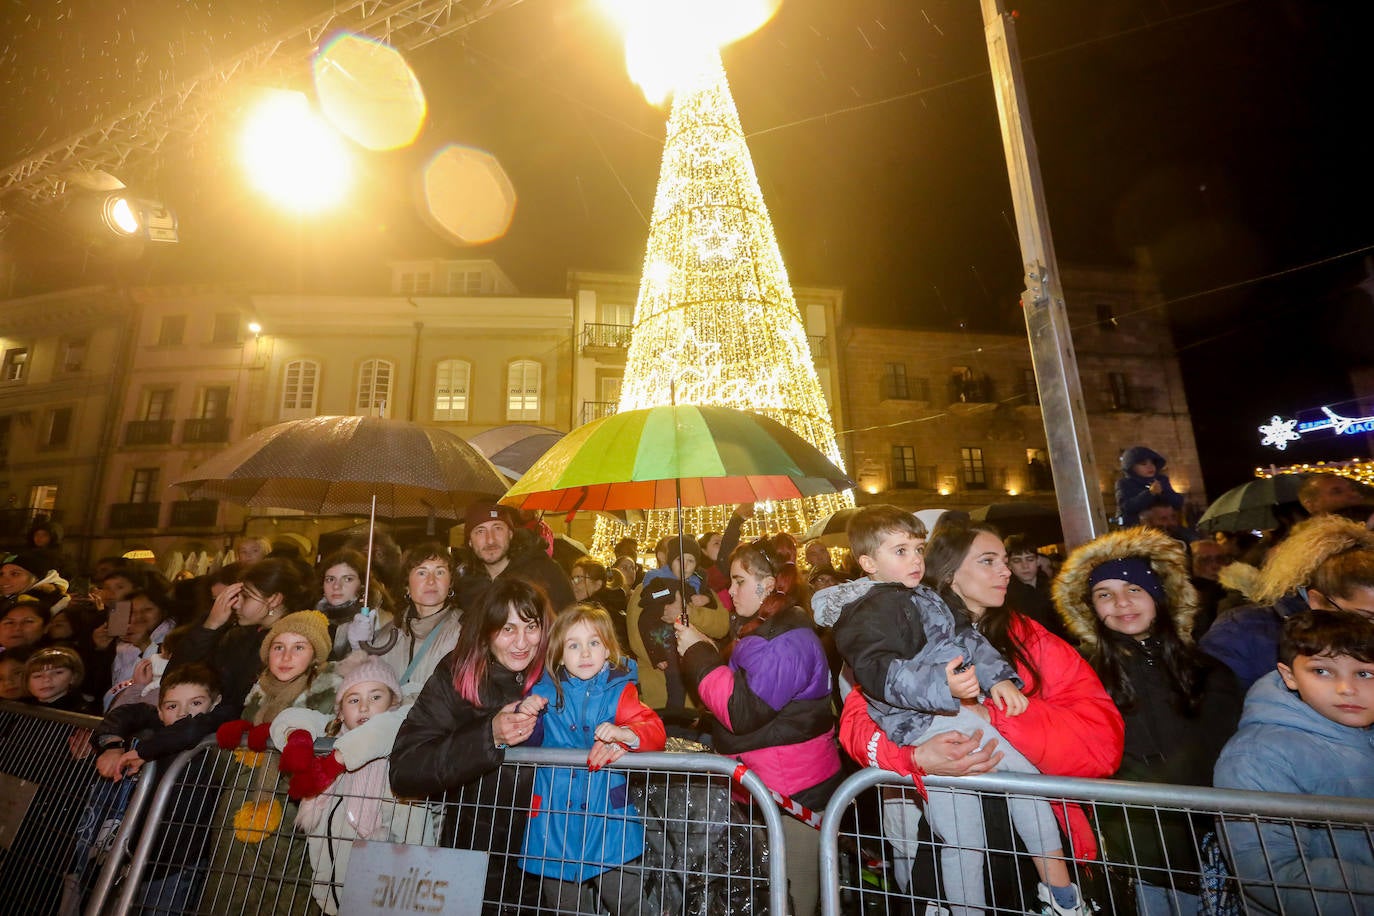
[{"x1": 0, "y1": 0, "x2": 526, "y2": 219}]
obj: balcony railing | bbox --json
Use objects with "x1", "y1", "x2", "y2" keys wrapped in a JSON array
[
  {"x1": 808, "y1": 334, "x2": 829, "y2": 361},
  {"x1": 183, "y1": 417, "x2": 232, "y2": 444},
  {"x1": 109, "y1": 502, "x2": 160, "y2": 529},
  {"x1": 170, "y1": 499, "x2": 219, "y2": 528},
  {"x1": 124, "y1": 419, "x2": 174, "y2": 446},
  {"x1": 580, "y1": 401, "x2": 617, "y2": 425},
  {"x1": 581, "y1": 323, "x2": 633, "y2": 353}
]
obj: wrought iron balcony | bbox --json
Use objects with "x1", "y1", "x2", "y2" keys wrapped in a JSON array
[
  {"x1": 580, "y1": 401, "x2": 617, "y2": 425},
  {"x1": 109, "y1": 502, "x2": 160, "y2": 529},
  {"x1": 580, "y1": 323, "x2": 632, "y2": 356},
  {"x1": 183, "y1": 417, "x2": 232, "y2": 444},
  {"x1": 170, "y1": 499, "x2": 218, "y2": 528},
  {"x1": 124, "y1": 419, "x2": 174, "y2": 446}
]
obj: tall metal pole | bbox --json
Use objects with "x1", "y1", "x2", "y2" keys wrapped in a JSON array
[{"x1": 980, "y1": 0, "x2": 1105, "y2": 546}]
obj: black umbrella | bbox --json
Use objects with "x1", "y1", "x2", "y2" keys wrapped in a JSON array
[{"x1": 1195, "y1": 474, "x2": 1310, "y2": 534}]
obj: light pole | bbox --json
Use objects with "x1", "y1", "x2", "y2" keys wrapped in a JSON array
[{"x1": 980, "y1": 0, "x2": 1106, "y2": 547}]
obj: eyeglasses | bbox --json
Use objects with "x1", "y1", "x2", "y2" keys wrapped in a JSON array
[{"x1": 1323, "y1": 594, "x2": 1374, "y2": 618}]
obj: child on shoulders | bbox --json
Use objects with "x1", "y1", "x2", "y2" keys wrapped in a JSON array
[
  {"x1": 1214, "y1": 609, "x2": 1374, "y2": 914},
  {"x1": 519, "y1": 603, "x2": 666, "y2": 915}
]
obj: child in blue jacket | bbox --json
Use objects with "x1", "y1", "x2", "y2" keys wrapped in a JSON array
[{"x1": 518, "y1": 603, "x2": 666, "y2": 915}]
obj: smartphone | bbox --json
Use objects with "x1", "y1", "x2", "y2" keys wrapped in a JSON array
[{"x1": 107, "y1": 600, "x2": 132, "y2": 638}]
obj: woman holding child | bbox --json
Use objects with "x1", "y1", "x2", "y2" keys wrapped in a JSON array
[
  {"x1": 824, "y1": 514, "x2": 1123, "y2": 916},
  {"x1": 390, "y1": 577, "x2": 553, "y2": 914},
  {"x1": 674, "y1": 533, "x2": 841, "y2": 916}
]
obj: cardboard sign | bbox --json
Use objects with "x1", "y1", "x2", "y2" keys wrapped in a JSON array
[
  {"x1": 0, "y1": 772, "x2": 39, "y2": 851},
  {"x1": 340, "y1": 839, "x2": 487, "y2": 916}
]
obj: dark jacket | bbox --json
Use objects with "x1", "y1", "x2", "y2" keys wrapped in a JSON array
[
  {"x1": 1198, "y1": 593, "x2": 1309, "y2": 691},
  {"x1": 159, "y1": 620, "x2": 269, "y2": 752},
  {"x1": 1094, "y1": 633, "x2": 1243, "y2": 888},
  {"x1": 455, "y1": 544, "x2": 575, "y2": 616},
  {"x1": 1114, "y1": 445, "x2": 1184, "y2": 526},
  {"x1": 1006, "y1": 576, "x2": 1072, "y2": 643},
  {"x1": 390, "y1": 651, "x2": 540, "y2": 913}
]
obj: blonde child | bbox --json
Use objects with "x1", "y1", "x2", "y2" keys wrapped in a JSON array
[
  {"x1": 274, "y1": 652, "x2": 433, "y2": 915},
  {"x1": 519, "y1": 604, "x2": 666, "y2": 915}
]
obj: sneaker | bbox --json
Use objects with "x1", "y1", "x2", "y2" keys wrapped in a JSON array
[{"x1": 1036, "y1": 882, "x2": 1087, "y2": 916}]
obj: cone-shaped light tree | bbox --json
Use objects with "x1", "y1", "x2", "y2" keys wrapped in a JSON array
[{"x1": 592, "y1": 52, "x2": 853, "y2": 556}]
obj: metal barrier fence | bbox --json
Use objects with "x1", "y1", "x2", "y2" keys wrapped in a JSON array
[
  {"x1": 108, "y1": 741, "x2": 790, "y2": 915},
  {"x1": 0, "y1": 699, "x2": 156, "y2": 916},
  {"x1": 819, "y1": 769, "x2": 1374, "y2": 916}
]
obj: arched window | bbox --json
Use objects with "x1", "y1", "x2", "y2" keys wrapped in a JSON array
[
  {"x1": 434, "y1": 359, "x2": 471, "y2": 421},
  {"x1": 506, "y1": 359, "x2": 541, "y2": 422},
  {"x1": 356, "y1": 359, "x2": 393, "y2": 418},
  {"x1": 281, "y1": 359, "x2": 319, "y2": 419}
]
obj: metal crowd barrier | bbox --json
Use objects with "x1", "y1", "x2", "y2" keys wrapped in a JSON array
[
  {"x1": 0, "y1": 699, "x2": 157, "y2": 916},
  {"x1": 105, "y1": 741, "x2": 789, "y2": 915},
  {"x1": 819, "y1": 768, "x2": 1374, "y2": 916}
]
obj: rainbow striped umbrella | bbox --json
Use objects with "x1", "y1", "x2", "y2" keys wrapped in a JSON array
[{"x1": 500, "y1": 404, "x2": 853, "y2": 513}]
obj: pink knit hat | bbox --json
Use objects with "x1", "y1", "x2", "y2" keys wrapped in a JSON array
[{"x1": 334, "y1": 650, "x2": 402, "y2": 711}]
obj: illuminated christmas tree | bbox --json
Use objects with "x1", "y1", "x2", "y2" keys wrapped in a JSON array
[{"x1": 593, "y1": 52, "x2": 853, "y2": 555}]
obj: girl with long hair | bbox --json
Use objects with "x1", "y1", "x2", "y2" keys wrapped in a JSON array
[{"x1": 675, "y1": 533, "x2": 841, "y2": 916}]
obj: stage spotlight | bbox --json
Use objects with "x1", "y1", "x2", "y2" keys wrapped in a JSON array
[{"x1": 96, "y1": 193, "x2": 179, "y2": 243}]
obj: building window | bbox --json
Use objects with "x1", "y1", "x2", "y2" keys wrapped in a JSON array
[
  {"x1": 142, "y1": 388, "x2": 175, "y2": 421},
  {"x1": 599, "y1": 302, "x2": 635, "y2": 326},
  {"x1": 211, "y1": 312, "x2": 241, "y2": 345},
  {"x1": 960, "y1": 447, "x2": 987, "y2": 489},
  {"x1": 61, "y1": 338, "x2": 88, "y2": 373},
  {"x1": 356, "y1": 359, "x2": 393, "y2": 418},
  {"x1": 158, "y1": 315, "x2": 187, "y2": 346},
  {"x1": 448, "y1": 269, "x2": 483, "y2": 295},
  {"x1": 399, "y1": 271, "x2": 432, "y2": 295},
  {"x1": 281, "y1": 360, "x2": 319, "y2": 419},
  {"x1": 0, "y1": 416, "x2": 11, "y2": 465},
  {"x1": 506, "y1": 360, "x2": 541, "y2": 421},
  {"x1": 882, "y1": 363, "x2": 909, "y2": 400},
  {"x1": 891, "y1": 445, "x2": 918, "y2": 488},
  {"x1": 1096, "y1": 303, "x2": 1117, "y2": 332},
  {"x1": 43, "y1": 407, "x2": 73, "y2": 448},
  {"x1": 198, "y1": 386, "x2": 230, "y2": 419},
  {"x1": 129, "y1": 467, "x2": 159, "y2": 503},
  {"x1": 2, "y1": 347, "x2": 29, "y2": 382},
  {"x1": 1108, "y1": 372, "x2": 1131, "y2": 410},
  {"x1": 434, "y1": 359, "x2": 471, "y2": 421},
  {"x1": 27, "y1": 484, "x2": 58, "y2": 512}
]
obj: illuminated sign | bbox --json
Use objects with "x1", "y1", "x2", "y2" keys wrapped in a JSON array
[{"x1": 1259, "y1": 404, "x2": 1374, "y2": 450}]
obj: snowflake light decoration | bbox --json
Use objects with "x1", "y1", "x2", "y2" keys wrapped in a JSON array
[{"x1": 1258, "y1": 415, "x2": 1301, "y2": 450}]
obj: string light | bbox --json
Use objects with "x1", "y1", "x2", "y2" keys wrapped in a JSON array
[
  {"x1": 1257, "y1": 458, "x2": 1374, "y2": 488},
  {"x1": 592, "y1": 53, "x2": 854, "y2": 556}
]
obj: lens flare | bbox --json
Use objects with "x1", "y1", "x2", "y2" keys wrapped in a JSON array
[
  {"x1": 598, "y1": 0, "x2": 782, "y2": 103},
  {"x1": 313, "y1": 33, "x2": 427, "y2": 151},
  {"x1": 420, "y1": 145, "x2": 517, "y2": 245},
  {"x1": 240, "y1": 90, "x2": 352, "y2": 212}
]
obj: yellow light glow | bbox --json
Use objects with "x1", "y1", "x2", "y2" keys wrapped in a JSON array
[
  {"x1": 313, "y1": 33, "x2": 427, "y2": 151},
  {"x1": 938, "y1": 487, "x2": 953, "y2": 497},
  {"x1": 591, "y1": 53, "x2": 852, "y2": 557},
  {"x1": 105, "y1": 196, "x2": 140, "y2": 234},
  {"x1": 421, "y1": 145, "x2": 517, "y2": 245},
  {"x1": 1006, "y1": 488, "x2": 1020, "y2": 497},
  {"x1": 598, "y1": 0, "x2": 782, "y2": 103},
  {"x1": 240, "y1": 90, "x2": 352, "y2": 212}
]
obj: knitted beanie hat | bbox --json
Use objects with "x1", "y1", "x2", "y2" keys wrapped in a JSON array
[
  {"x1": 2, "y1": 551, "x2": 51, "y2": 581},
  {"x1": 333, "y1": 650, "x2": 402, "y2": 711},
  {"x1": 259, "y1": 610, "x2": 331, "y2": 666}
]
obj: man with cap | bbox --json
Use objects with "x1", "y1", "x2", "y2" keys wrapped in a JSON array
[{"x1": 454, "y1": 502, "x2": 575, "y2": 613}]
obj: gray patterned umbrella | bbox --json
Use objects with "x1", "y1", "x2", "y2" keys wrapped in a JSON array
[{"x1": 173, "y1": 415, "x2": 506, "y2": 518}]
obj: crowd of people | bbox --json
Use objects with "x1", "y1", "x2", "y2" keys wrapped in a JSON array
[{"x1": 1, "y1": 444, "x2": 1373, "y2": 915}]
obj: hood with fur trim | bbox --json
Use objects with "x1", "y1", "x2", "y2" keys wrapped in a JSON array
[
  {"x1": 1252, "y1": 514, "x2": 1374, "y2": 605},
  {"x1": 1053, "y1": 526, "x2": 1198, "y2": 647}
]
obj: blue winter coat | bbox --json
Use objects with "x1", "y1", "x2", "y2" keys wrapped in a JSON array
[
  {"x1": 1199, "y1": 593, "x2": 1309, "y2": 691},
  {"x1": 519, "y1": 661, "x2": 645, "y2": 883},
  {"x1": 1214, "y1": 670, "x2": 1374, "y2": 914},
  {"x1": 1115, "y1": 446, "x2": 1184, "y2": 526}
]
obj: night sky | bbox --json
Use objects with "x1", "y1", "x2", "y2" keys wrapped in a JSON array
[{"x1": 2, "y1": 0, "x2": 1371, "y2": 497}]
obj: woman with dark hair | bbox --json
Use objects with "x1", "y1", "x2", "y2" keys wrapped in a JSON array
[
  {"x1": 1054, "y1": 525, "x2": 1242, "y2": 915},
  {"x1": 830, "y1": 520, "x2": 1122, "y2": 910},
  {"x1": 315, "y1": 548, "x2": 394, "y2": 660},
  {"x1": 171, "y1": 558, "x2": 309, "y2": 716},
  {"x1": 364, "y1": 542, "x2": 462, "y2": 701},
  {"x1": 390, "y1": 577, "x2": 551, "y2": 914},
  {"x1": 674, "y1": 533, "x2": 841, "y2": 916}
]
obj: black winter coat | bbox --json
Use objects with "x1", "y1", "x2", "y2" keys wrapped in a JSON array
[{"x1": 390, "y1": 651, "x2": 539, "y2": 915}]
